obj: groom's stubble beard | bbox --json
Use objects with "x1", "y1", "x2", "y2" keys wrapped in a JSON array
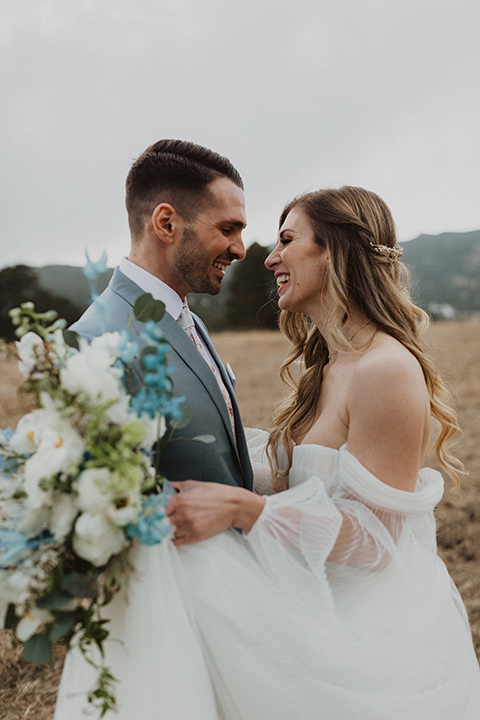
[{"x1": 174, "y1": 225, "x2": 233, "y2": 295}]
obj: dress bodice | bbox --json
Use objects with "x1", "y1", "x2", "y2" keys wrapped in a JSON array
[
  {"x1": 289, "y1": 444, "x2": 339, "y2": 487},
  {"x1": 245, "y1": 428, "x2": 444, "y2": 513},
  {"x1": 288, "y1": 442, "x2": 444, "y2": 515}
]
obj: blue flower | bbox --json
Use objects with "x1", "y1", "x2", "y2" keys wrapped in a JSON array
[
  {"x1": 117, "y1": 330, "x2": 139, "y2": 365},
  {"x1": 130, "y1": 388, "x2": 159, "y2": 419},
  {"x1": 83, "y1": 251, "x2": 108, "y2": 283},
  {"x1": 140, "y1": 321, "x2": 167, "y2": 346},
  {"x1": 0, "y1": 428, "x2": 14, "y2": 443},
  {"x1": 92, "y1": 297, "x2": 111, "y2": 329},
  {"x1": 157, "y1": 395, "x2": 185, "y2": 420},
  {"x1": 126, "y1": 479, "x2": 177, "y2": 545},
  {"x1": 143, "y1": 367, "x2": 170, "y2": 388},
  {"x1": 0, "y1": 528, "x2": 53, "y2": 567}
]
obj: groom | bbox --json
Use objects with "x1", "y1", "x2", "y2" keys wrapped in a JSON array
[{"x1": 71, "y1": 139, "x2": 253, "y2": 491}]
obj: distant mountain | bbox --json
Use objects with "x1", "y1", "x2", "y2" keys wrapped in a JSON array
[
  {"x1": 401, "y1": 229, "x2": 480, "y2": 316},
  {"x1": 36, "y1": 265, "x2": 113, "y2": 311},
  {"x1": 31, "y1": 228, "x2": 480, "y2": 326}
]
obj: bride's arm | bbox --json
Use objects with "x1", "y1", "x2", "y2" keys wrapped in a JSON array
[
  {"x1": 319, "y1": 354, "x2": 429, "y2": 568},
  {"x1": 346, "y1": 350, "x2": 429, "y2": 492}
]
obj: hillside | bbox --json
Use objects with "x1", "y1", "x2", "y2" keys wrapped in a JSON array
[
  {"x1": 402, "y1": 229, "x2": 480, "y2": 315},
  {"x1": 36, "y1": 265, "x2": 113, "y2": 311}
]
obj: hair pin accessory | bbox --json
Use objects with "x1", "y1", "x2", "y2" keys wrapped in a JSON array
[{"x1": 369, "y1": 242, "x2": 403, "y2": 261}]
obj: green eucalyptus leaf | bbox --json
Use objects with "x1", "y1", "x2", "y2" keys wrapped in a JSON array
[
  {"x1": 23, "y1": 633, "x2": 53, "y2": 664},
  {"x1": 169, "y1": 407, "x2": 192, "y2": 430},
  {"x1": 192, "y1": 434, "x2": 216, "y2": 444},
  {"x1": 12, "y1": 489, "x2": 28, "y2": 500},
  {"x1": 134, "y1": 294, "x2": 165, "y2": 323},
  {"x1": 4, "y1": 603, "x2": 17, "y2": 630},
  {"x1": 36, "y1": 591, "x2": 73, "y2": 610},
  {"x1": 63, "y1": 329, "x2": 80, "y2": 350},
  {"x1": 48, "y1": 613, "x2": 76, "y2": 641},
  {"x1": 61, "y1": 572, "x2": 98, "y2": 599}
]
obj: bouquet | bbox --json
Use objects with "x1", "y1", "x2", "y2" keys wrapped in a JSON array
[{"x1": 0, "y1": 259, "x2": 201, "y2": 715}]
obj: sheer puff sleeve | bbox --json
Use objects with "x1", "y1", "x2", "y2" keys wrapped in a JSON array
[{"x1": 244, "y1": 442, "x2": 444, "y2": 591}]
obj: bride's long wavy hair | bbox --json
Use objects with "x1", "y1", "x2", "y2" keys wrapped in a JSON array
[{"x1": 266, "y1": 186, "x2": 463, "y2": 487}]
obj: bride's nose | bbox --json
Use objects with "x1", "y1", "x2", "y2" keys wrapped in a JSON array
[{"x1": 265, "y1": 245, "x2": 279, "y2": 270}]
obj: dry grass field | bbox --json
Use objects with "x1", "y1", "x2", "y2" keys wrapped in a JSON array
[{"x1": 1, "y1": 319, "x2": 479, "y2": 719}]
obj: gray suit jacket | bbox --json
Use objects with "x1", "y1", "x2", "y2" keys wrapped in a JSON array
[{"x1": 71, "y1": 268, "x2": 253, "y2": 490}]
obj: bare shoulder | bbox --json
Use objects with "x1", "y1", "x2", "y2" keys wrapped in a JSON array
[
  {"x1": 346, "y1": 333, "x2": 430, "y2": 491},
  {"x1": 350, "y1": 334, "x2": 427, "y2": 404}
]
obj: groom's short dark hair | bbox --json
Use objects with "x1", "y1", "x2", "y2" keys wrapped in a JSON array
[{"x1": 125, "y1": 139, "x2": 244, "y2": 239}]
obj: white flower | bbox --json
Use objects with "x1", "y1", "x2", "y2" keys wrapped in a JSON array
[
  {"x1": 105, "y1": 488, "x2": 142, "y2": 527},
  {"x1": 138, "y1": 412, "x2": 167, "y2": 449},
  {"x1": 60, "y1": 334, "x2": 125, "y2": 406},
  {"x1": 7, "y1": 567, "x2": 32, "y2": 593},
  {"x1": 49, "y1": 493, "x2": 79, "y2": 542},
  {"x1": 23, "y1": 436, "x2": 84, "y2": 511},
  {"x1": 15, "y1": 607, "x2": 54, "y2": 642},
  {"x1": 15, "y1": 332, "x2": 45, "y2": 378},
  {"x1": 90, "y1": 332, "x2": 122, "y2": 356},
  {"x1": 0, "y1": 566, "x2": 41, "y2": 632},
  {"x1": 75, "y1": 468, "x2": 112, "y2": 513},
  {"x1": 19, "y1": 505, "x2": 50, "y2": 537},
  {"x1": 11, "y1": 399, "x2": 85, "y2": 491},
  {"x1": 73, "y1": 512, "x2": 127, "y2": 567},
  {"x1": 75, "y1": 467, "x2": 142, "y2": 527},
  {"x1": 16, "y1": 399, "x2": 85, "y2": 511},
  {"x1": 104, "y1": 393, "x2": 131, "y2": 426},
  {"x1": 9, "y1": 410, "x2": 43, "y2": 455},
  {"x1": 0, "y1": 569, "x2": 22, "y2": 628},
  {"x1": 15, "y1": 330, "x2": 66, "y2": 378}
]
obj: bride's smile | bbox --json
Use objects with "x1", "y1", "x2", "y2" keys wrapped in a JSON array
[{"x1": 265, "y1": 207, "x2": 329, "y2": 320}]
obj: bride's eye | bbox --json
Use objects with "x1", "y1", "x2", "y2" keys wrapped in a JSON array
[{"x1": 280, "y1": 236, "x2": 293, "y2": 246}]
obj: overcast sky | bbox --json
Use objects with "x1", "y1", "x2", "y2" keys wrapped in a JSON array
[{"x1": 1, "y1": 0, "x2": 479, "y2": 270}]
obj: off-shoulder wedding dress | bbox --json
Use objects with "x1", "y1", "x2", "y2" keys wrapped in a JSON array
[{"x1": 55, "y1": 431, "x2": 480, "y2": 719}]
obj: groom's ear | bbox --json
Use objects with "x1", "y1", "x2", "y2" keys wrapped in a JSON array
[{"x1": 151, "y1": 203, "x2": 183, "y2": 245}]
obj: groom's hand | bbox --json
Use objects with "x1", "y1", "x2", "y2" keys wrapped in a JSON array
[
  {"x1": 166, "y1": 481, "x2": 237, "y2": 545},
  {"x1": 166, "y1": 481, "x2": 265, "y2": 546}
]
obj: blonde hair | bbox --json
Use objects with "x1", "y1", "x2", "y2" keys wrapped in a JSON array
[{"x1": 266, "y1": 186, "x2": 463, "y2": 487}]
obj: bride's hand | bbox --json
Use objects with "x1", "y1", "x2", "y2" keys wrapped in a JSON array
[{"x1": 166, "y1": 481, "x2": 265, "y2": 546}]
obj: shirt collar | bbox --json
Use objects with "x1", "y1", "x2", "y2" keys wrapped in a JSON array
[{"x1": 119, "y1": 257, "x2": 184, "y2": 320}]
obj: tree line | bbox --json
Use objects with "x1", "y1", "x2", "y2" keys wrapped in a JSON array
[{"x1": 0, "y1": 265, "x2": 82, "y2": 342}]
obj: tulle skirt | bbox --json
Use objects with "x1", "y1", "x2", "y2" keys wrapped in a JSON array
[{"x1": 55, "y1": 528, "x2": 480, "y2": 720}]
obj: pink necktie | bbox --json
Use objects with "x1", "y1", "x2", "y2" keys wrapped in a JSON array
[{"x1": 177, "y1": 303, "x2": 236, "y2": 437}]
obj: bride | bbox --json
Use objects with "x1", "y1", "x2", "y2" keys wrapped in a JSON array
[{"x1": 55, "y1": 186, "x2": 480, "y2": 719}]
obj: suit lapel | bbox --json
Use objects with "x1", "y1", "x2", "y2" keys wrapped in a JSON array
[{"x1": 108, "y1": 270, "x2": 239, "y2": 454}]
